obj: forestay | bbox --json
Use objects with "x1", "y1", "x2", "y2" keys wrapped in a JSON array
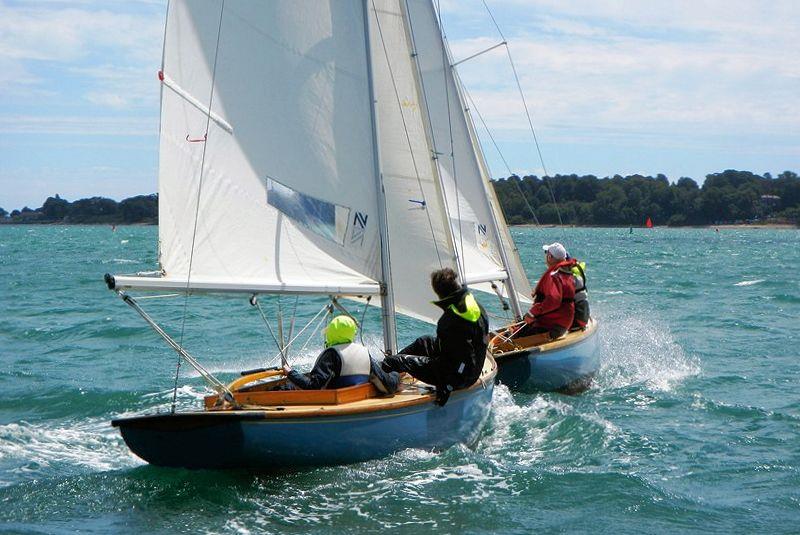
[{"x1": 119, "y1": 0, "x2": 382, "y2": 295}]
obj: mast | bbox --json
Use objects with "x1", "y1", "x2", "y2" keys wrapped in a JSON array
[{"x1": 363, "y1": 0, "x2": 398, "y2": 353}]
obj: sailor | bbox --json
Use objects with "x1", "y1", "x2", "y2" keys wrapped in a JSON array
[
  {"x1": 381, "y1": 267, "x2": 489, "y2": 406},
  {"x1": 282, "y1": 315, "x2": 399, "y2": 394},
  {"x1": 568, "y1": 255, "x2": 590, "y2": 330},
  {"x1": 515, "y1": 242, "x2": 577, "y2": 340}
]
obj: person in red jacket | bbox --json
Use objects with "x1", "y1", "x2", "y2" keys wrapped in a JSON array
[{"x1": 514, "y1": 242, "x2": 577, "y2": 340}]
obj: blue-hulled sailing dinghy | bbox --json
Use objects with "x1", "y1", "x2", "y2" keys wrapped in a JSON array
[
  {"x1": 112, "y1": 360, "x2": 496, "y2": 470},
  {"x1": 106, "y1": 0, "x2": 529, "y2": 470},
  {"x1": 490, "y1": 318, "x2": 600, "y2": 393}
]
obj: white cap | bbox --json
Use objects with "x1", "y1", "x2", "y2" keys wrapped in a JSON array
[{"x1": 542, "y1": 242, "x2": 567, "y2": 260}]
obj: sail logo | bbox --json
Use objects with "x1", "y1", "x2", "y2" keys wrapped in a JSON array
[
  {"x1": 351, "y1": 212, "x2": 368, "y2": 246},
  {"x1": 477, "y1": 224, "x2": 487, "y2": 236}
]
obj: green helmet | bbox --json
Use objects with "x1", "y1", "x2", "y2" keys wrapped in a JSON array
[{"x1": 325, "y1": 315, "x2": 358, "y2": 347}]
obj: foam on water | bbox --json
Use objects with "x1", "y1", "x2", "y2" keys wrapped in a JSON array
[
  {"x1": 594, "y1": 313, "x2": 700, "y2": 392},
  {"x1": 734, "y1": 279, "x2": 765, "y2": 286},
  {"x1": 0, "y1": 419, "x2": 141, "y2": 486}
]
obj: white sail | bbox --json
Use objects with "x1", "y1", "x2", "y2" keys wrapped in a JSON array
[
  {"x1": 402, "y1": 0, "x2": 532, "y2": 306},
  {"x1": 116, "y1": 0, "x2": 383, "y2": 295},
  {"x1": 368, "y1": 0, "x2": 460, "y2": 324}
]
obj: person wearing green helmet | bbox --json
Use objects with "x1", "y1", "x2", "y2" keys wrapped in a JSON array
[{"x1": 282, "y1": 315, "x2": 400, "y2": 393}]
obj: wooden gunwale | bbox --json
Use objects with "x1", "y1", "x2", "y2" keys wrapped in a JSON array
[
  {"x1": 490, "y1": 318, "x2": 598, "y2": 359},
  {"x1": 188, "y1": 354, "x2": 498, "y2": 420}
]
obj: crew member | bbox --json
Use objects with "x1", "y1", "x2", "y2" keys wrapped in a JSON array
[
  {"x1": 381, "y1": 268, "x2": 489, "y2": 406},
  {"x1": 282, "y1": 315, "x2": 399, "y2": 394},
  {"x1": 515, "y1": 242, "x2": 577, "y2": 340}
]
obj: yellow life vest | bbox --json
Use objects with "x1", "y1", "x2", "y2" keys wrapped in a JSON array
[{"x1": 449, "y1": 292, "x2": 481, "y2": 323}]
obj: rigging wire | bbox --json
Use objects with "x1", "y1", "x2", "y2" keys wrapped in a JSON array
[
  {"x1": 370, "y1": 0, "x2": 444, "y2": 268},
  {"x1": 359, "y1": 296, "x2": 372, "y2": 345},
  {"x1": 461, "y1": 85, "x2": 540, "y2": 225},
  {"x1": 479, "y1": 0, "x2": 563, "y2": 227},
  {"x1": 260, "y1": 301, "x2": 331, "y2": 367},
  {"x1": 435, "y1": 0, "x2": 466, "y2": 277},
  {"x1": 250, "y1": 295, "x2": 289, "y2": 368},
  {"x1": 170, "y1": 0, "x2": 226, "y2": 413}
]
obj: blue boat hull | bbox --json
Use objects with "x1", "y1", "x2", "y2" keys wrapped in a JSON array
[
  {"x1": 113, "y1": 380, "x2": 495, "y2": 470},
  {"x1": 495, "y1": 322, "x2": 600, "y2": 393}
]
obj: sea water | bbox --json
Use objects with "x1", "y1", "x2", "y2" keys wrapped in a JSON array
[{"x1": 0, "y1": 225, "x2": 798, "y2": 533}]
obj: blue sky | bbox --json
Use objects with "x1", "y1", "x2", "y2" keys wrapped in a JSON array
[{"x1": 1, "y1": 0, "x2": 798, "y2": 211}]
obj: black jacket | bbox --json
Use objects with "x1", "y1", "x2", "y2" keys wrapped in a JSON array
[
  {"x1": 287, "y1": 347, "x2": 400, "y2": 394},
  {"x1": 431, "y1": 287, "x2": 490, "y2": 390}
]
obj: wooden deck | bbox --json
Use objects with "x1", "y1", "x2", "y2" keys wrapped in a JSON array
[
  {"x1": 199, "y1": 354, "x2": 498, "y2": 420},
  {"x1": 490, "y1": 318, "x2": 599, "y2": 358}
]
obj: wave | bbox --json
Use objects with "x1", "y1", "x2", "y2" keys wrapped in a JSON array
[
  {"x1": 0, "y1": 419, "x2": 141, "y2": 486},
  {"x1": 734, "y1": 279, "x2": 765, "y2": 286}
]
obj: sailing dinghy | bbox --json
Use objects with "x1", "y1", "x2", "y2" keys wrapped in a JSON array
[{"x1": 106, "y1": 0, "x2": 508, "y2": 470}]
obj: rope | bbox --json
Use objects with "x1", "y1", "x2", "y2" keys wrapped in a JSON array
[
  {"x1": 171, "y1": 0, "x2": 226, "y2": 413},
  {"x1": 370, "y1": 0, "x2": 444, "y2": 268},
  {"x1": 480, "y1": 0, "x2": 563, "y2": 227}
]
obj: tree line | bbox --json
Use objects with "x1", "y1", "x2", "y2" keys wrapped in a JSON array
[
  {"x1": 0, "y1": 194, "x2": 157, "y2": 224},
  {"x1": 1, "y1": 169, "x2": 798, "y2": 226},
  {"x1": 491, "y1": 169, "x2": 800, "y2": 226}
]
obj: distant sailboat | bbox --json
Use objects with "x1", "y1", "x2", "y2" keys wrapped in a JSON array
[{"x1": 646, "y1": 216, "x2": 654, "y2": 228}]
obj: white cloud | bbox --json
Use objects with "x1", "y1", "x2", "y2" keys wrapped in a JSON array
[
  {"x1": 0, "y1": 115, "x2": 157, "y2": 136},
  {"x1": 0, "y1": 1, "x2": 165, "y2": 108},
  {"x1": 447, "y1": 1, "x2": 800, "y2": 148}
]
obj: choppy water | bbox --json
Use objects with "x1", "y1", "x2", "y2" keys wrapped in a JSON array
[{"x1": 0, "y1": 225, "x2": 798, "y2": 533}]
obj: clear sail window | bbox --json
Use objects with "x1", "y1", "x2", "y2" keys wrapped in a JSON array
[{"x1": 267, "y1": 177, "x2": 350, "y2": 244}]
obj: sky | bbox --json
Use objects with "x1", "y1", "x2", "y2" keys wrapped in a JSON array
[{"x1": 0, "y1": 0, "x2": 798, "y2": 211}]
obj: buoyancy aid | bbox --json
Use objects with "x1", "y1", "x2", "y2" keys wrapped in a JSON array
[
  {"x1": 570, "y1": 261, "x2": 588, "y2": 303},
  {"x1": 327, "y1": 342, "x2": 371, "y2": 388},
  {"x1": 448, "y1": 292, "x2": 481, "y2": 323}
]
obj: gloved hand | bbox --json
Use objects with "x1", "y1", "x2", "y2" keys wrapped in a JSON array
[
  {"x1": 381, "y1": 354, "x2": 399, "y2": 373},
  {"x1": 435, "y1": 385, "x2": 452, "y2": 406}
]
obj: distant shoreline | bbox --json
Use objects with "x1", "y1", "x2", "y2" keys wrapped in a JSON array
[
  {"x1": 2, "y1": 221, "x2": 795, "y2": 230},
  {"x1": 510, "y1": 223, "x2": 798, "y2": 229}
]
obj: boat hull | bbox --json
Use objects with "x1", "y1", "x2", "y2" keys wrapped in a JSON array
[
  {"x1": 113, "y1": 380, "x2": 494, "y2": 470},
  {"x1": 495, "y1": 321, "x2": 600, "y2": 393}
]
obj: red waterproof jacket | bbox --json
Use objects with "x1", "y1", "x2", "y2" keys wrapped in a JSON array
[{"x1": 526, "y1": 259, "x2": 577, "y2": 330}]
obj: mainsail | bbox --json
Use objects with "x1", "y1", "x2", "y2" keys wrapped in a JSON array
[
  {"x1": 118, "y1": 1, "x2": 383, "y2": 296},
  {"x1": 111, "y1": 0, "x2": 533, "y2": 344}
]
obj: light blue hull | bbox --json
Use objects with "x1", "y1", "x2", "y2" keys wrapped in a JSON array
[
  {"x1": 113, "y1": 379, "x2": 495, "y2": 470},
  {"x1": 495, "y1": 323, "x2": 600, "y2": 393}
]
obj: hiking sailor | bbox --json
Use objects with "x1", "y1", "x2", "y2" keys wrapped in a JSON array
[
  {"x1": 515, "y1": 242, "x2": 580, "y2": 340},
  {"x1": 381, "y1": 268, "x2": 489, "y2": 406},
  {"x1": 282, "y1": 315, "x2": 399, "y2": 394}
]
